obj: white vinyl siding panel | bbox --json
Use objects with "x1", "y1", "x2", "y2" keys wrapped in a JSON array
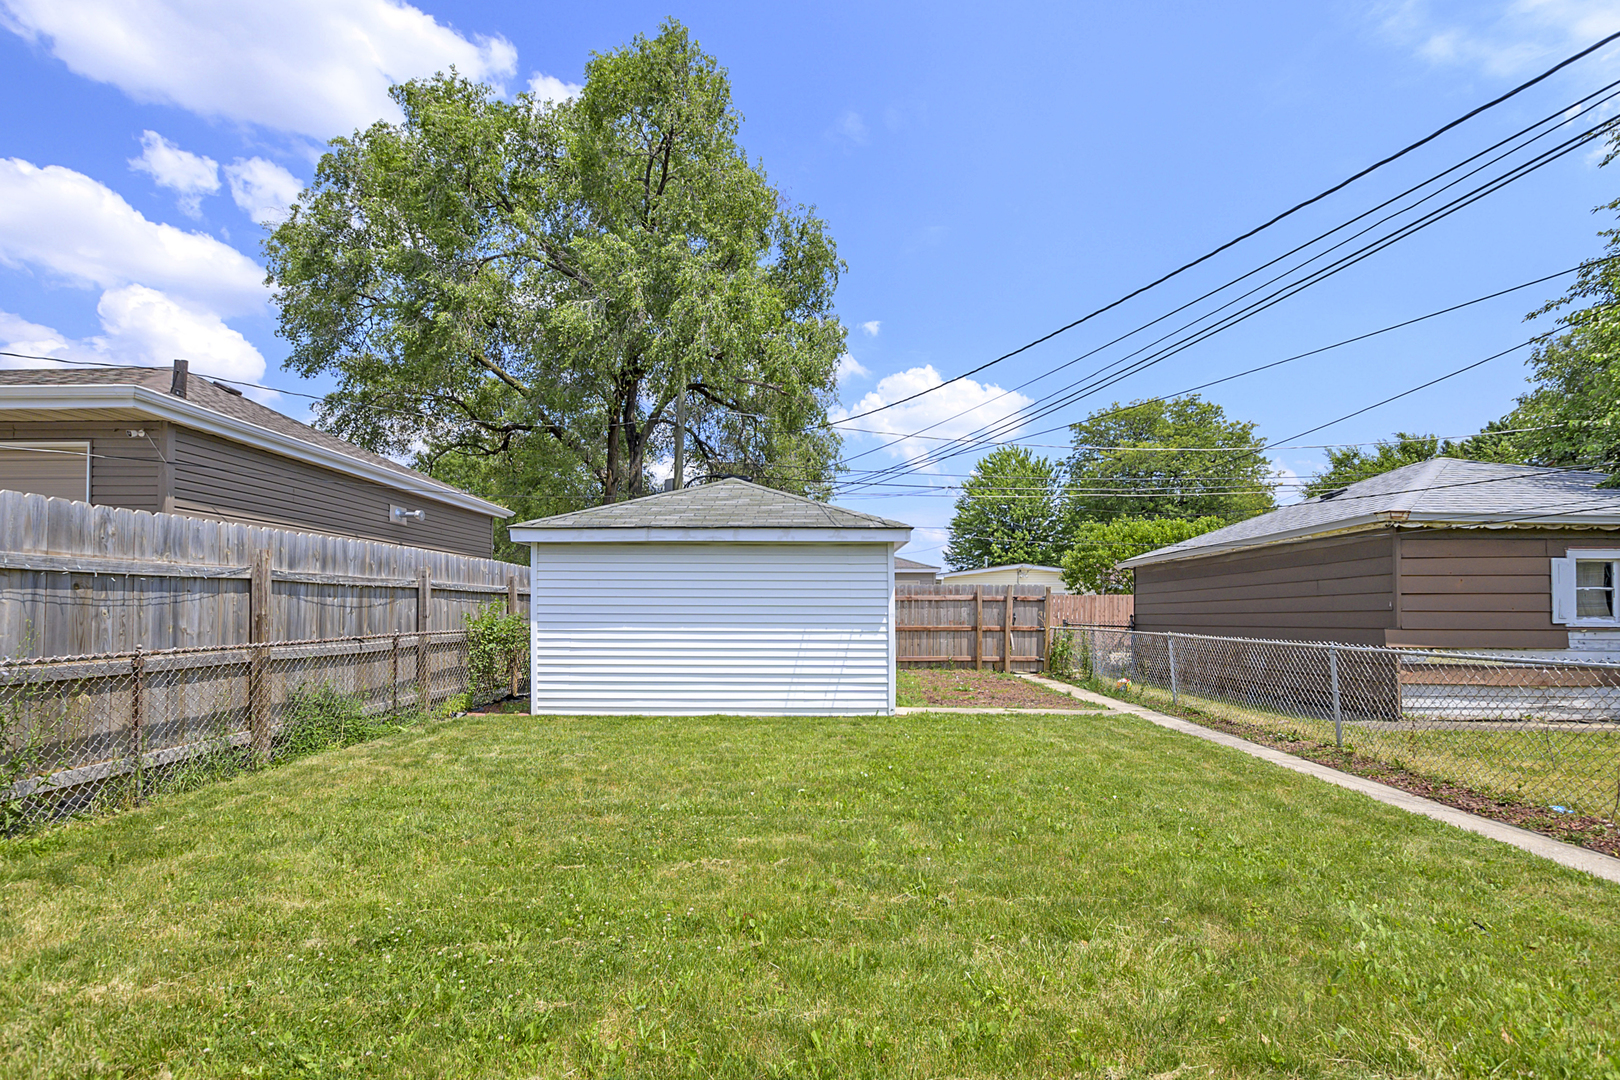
[{"x1": 530, "y1": 542, "x2": 893, "y2": 715}]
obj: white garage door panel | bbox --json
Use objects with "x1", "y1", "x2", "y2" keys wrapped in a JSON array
[{"x1": 531, "y1": 542, "x2": 893, "y2": 715}]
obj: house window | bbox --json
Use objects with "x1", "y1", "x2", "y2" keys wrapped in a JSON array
[
  {"x1": 1577, "y1": 560, "x2": 1615, "y2": 619},
  {"x1": 1553, "y1": 550, "x2": 1620, "y2": 626}
]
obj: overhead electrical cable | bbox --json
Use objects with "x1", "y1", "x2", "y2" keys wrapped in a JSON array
[{"x1": 834, "y1": 28, "x2": 1620, "y2": 425}]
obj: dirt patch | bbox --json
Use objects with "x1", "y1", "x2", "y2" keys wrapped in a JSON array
[
  {"x1": 900, "y1": 669, "x2": 1098, "y2": 710},
  {"x1": 1075, "y1": 682, "x2": 1620, "y2": 859}
]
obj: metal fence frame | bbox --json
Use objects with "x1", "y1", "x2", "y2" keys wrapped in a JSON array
[
  {"x1": 1066, "y1": 624, "x2": 1620, "y2": 817},
  {"x1": 1, "y1": 629, "x2": 529, "y2": 827}
]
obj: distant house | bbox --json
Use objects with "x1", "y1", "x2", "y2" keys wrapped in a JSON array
[
  {"x1": 0, "y1": 363, "x2": 511, "y2": 558},
  {"x1": 894, "y1": 556, "x2": 940, "y2": 586},
  {"x1": 1121, "y1": 459, "x2": 1620, "y2": 658},
  {"x1": 938, "y1": 563, "x2": 1068, "y2": 593}
]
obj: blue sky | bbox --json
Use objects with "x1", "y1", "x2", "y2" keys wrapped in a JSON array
[{"x1": 2, "y1": 1, "x2": 1620, "y2": 561}]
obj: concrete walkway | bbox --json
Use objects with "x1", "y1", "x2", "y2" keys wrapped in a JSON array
[{"x1": 1016, "y1": 673, "x2": 1620, "y2": 886}]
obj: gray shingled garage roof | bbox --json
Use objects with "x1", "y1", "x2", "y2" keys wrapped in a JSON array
[
  {"x1": 1122, "y1": 458, "x2": 1620, "y2": 568},
  {"x1": 510, "y1": 478, "x2": 908, "y2": 530}
]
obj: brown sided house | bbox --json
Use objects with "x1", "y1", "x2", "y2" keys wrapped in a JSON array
[
  {"x1": 1120, "y1": 458, "x2": 1620, "y2": 659},
  {"x1": 0, "y1": 363, "x2": 511, "y2": 557}
]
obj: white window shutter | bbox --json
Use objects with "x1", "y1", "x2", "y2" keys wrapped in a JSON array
[{"x1": 1551, "y1": 556, "x2": 1573, "y2": 624}]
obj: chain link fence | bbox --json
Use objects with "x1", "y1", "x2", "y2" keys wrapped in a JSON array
[
  {"x1": 1067, "y1": 626, "x2": 1620, "y2": 818},
  {"x1": 1, "y1": 630, "x2": 529, "y2": 830}
]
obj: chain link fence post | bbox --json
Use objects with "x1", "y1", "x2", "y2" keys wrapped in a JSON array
[
  {"x1": 129, "y1": 645, "x2": 144, "y2": 805},
  {"x1": 1167, "y1": 633, "x2": 1179, "y2": 707},
  {"x1": 1330, "y1": 645, "x2": 1343, "y2": 748}
]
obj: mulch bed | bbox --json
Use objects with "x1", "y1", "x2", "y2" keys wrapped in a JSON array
[
  {"x1": 1082, "y1": 684, "x2": 1620, "y2": 859},
  {"x1": 902, "y1": 669, "x2": 1099, "y2": 710}
]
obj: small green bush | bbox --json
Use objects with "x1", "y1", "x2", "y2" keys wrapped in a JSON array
[{"x1": 465, "y1": 604, "x2": 527, "y2": 703}]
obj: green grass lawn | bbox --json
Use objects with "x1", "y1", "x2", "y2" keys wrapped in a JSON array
[
  {"x1": 3, "y1": 710, "x2": 1619, "y2": 1079},
  {"x1": 1086, "y1": 676, "x2": 1620, "y2": 818}
]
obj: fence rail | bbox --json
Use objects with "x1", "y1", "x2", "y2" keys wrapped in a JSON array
[
  {"x1": 895, "y1": 587, "x2": 1132, "y2": 671},
  {"x1": 1, "y1": 629, "x2": 529, "y2": 827},
  {"x1": 0, "y1": 490, "x2": 530, "y2": 659},
  {"x1": 1068, "y1": 625, "x2": 1620, "y2": 817}
]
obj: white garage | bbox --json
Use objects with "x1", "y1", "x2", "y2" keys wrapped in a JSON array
[{"x1": 507, "y1": 479, "x2": 912, "y2": 716}]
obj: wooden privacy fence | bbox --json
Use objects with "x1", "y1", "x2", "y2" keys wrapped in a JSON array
[
  {"x1": 0, "y1": 490, "x2": 530, "y2": 659},
  {"x1": 896, "y1": 587, "x2": 1135, "y2": 671},
  {"x1": 1049, "y1": 593, "x2": 1133, "y2": 629}
]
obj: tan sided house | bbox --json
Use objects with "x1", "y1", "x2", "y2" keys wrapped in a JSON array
[
  {"x1": 0, "y1": 363, "x2": 511, "y2": 557},
  {"x1": 1121, "y1": 458, "x2": 1620, "y2": 660}
]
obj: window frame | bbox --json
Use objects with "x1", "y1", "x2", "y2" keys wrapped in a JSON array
[{"x1": 1556, "y1": 549, "x2": 1620, "y2": 627}]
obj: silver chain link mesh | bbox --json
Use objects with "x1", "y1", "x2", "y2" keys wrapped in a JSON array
[
  {"x1": 1, "y1": 631, "x2": 528, "y2": 829},
  {"x1": 1068, "y1": 626, "x2": 1620, "y2": 818}
]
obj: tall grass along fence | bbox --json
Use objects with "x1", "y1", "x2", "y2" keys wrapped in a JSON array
[
  {"x1": 895, "y1": 586, "x2": 1133, "y2": 671},
  {"x1": 1065, "y1": 625, "x2": 1620, "y2": 818},
  {"x1": 0, "y1": 490, "x2": 529, "y2": 659},
  {"x1": 0, "y1": 628, "x2": 530, "y2": 830}
]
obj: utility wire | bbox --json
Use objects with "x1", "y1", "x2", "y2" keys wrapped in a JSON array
[{"x1": 834, "y1": 28, "x2": 1620, "y2": 425}]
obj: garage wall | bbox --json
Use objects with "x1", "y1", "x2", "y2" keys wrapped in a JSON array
[{"x1": 529, "y1": 541, "x2": 893, "y2": 715}]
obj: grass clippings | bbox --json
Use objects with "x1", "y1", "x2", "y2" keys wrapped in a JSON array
[{"x1": 2, "y1": 710, "x2": 1618, "y2": 1078}]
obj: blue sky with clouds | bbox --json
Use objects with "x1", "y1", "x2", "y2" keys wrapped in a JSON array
[{"x1": 2, "y1": 1, "x2": 1620, "y2": 560}]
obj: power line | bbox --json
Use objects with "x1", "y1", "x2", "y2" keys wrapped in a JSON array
[
  {"x1": 833, "y1": 29, "x2": 1620, "y2": 425},
  {"x1": 841, "y1": 110, "x2": 1614, "y2": 489}
]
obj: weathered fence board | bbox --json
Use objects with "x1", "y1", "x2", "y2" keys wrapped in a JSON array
[
  {"x1": 895, "y1": 584, "x2": 1052, "y2": 671},
  {"x1": 0, "y1": 491, "x2": 529, "y2": 659},
  {"x1": 1049, "y1": 593, "x2": 1133, "y2": 628}
]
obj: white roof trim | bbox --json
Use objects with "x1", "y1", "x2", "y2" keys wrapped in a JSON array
[
  {"x1": 0, "y1": 384, "x2": 512, "y2": 518},
  {"x1": 512, "y1": 526, "x2": 913, "y2": 545}
]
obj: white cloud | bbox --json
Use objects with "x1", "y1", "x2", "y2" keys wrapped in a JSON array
[
  {"x1": 1381, "y1": 1, "x2": 1620, "y2": 77},
  {"x1": 0, "y1": 285, "x2": 271, "y2": 399},
  {"x1": 859, "y1": 320, "x2": 881, "y2": 336},
  {"x1": 527, "y1": 71, "x2": 581, "y2": 104},
  {"x1": 834, "y1": 109, "x2": 868, "y2": 144},
  {"x1": 0, "y1": 158, "x2": 267, "y2": 315},
  {"x1": 829, "y1": 364, "x2": 1033, "y2": 467},
  {"x1": 835, "y1": 353, "x2": 870, "y2": 383},
  {"x1": 224, "y1": 157, "x2": 302, "y2": 225},
  {"x1": 128, "y1": 130, "x2": 218, "y2": 217},
  {"x1": 0, "y1": 0, "x2": 517, "y2": 138}
]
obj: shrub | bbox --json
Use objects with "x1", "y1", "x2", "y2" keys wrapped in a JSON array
[{"x1": 465, "y1": 605, "x2": 527, "y2": 703}]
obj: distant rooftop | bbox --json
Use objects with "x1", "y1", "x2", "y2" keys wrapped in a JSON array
[
  {"x1": 1122, "y1": 458, "x2": 1620, "y2": 568},
  {"x1": 895, "y1": 556, "x2": 939, "y2": 572},
  {"x1": 510, "y1": 478, "x2": 910, "y2": 531}
]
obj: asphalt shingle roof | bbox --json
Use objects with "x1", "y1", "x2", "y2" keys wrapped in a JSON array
[
  {"x1": 1123, "y1": 458, "x2": 1620, "y2": 567},
  {"x1": 895, "y1": 556, "x2": 939, "y2": 571},
  {"x1": 512, "y1": 479, "x2": 910, "y2": 531},
  {"x1": 0, "y1": 366, "x2": 480, "y2": 505}
]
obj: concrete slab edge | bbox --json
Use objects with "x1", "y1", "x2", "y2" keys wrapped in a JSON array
[
  {"x1": 896, "y1": 707, "x2": 1102, "y2": 715},
  {"x1": 1017, "y1": 673, "x2": 1620, "y2": 886}
]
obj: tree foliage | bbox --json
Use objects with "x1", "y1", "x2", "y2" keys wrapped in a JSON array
[
  {"x1": 943, "y1": 446, "x2": 1065, "y2": 571},
  {"x1": 1300, "y1": 431, "x2": 1525, "y2": 498},
  {"x1": 1060, "y1": 516, "x2": 1223, "y2": 595},
  {"x1": 1065, "y1": 396, "x2": 1275, "y2": 524},
  {"x1": 266, "y1": 20, "x2": 847, "y2": 516}
]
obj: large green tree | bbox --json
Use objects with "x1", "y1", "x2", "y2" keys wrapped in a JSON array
[
  {"x1": 1065, "y1": 395, "x2": 1275, "y2": 523},
  {"x1": 266, "y1": 21, "x2": 846, "y2": 515},
  {"x1": 943, "y1": 446, "x2": 1066, "y2": 571}
]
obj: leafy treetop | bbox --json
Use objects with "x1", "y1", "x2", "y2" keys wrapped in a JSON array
[
  {"x1": 266, "y1": 20, "x2": 847, "y2": 524},
  {"x1": 943, "y1": 446, "x2": 1066, "y2": 571}
]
